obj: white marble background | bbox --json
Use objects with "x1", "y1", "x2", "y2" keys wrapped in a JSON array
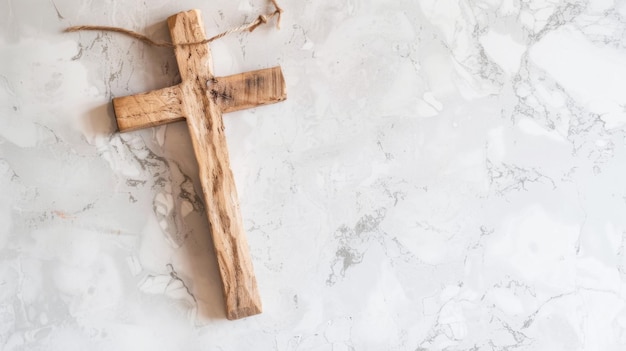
[{"x1": 2, "y1": 0, "x2": 626, "y2": 349}]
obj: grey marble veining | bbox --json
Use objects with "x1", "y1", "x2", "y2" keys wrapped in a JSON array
[{"x1": 2, "y1": 0, "x2": 626, "y2": 349}]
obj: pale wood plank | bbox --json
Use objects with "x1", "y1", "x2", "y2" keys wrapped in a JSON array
[
  {"x1": 167, "y1": 9, "x2": 262, "y2": 320},
  {"x1": 113, "y1": 85, "x2": 184, "y2": 132},
  {"x1": 212, "y1": 66, "x2": 287, "y2": 113}
]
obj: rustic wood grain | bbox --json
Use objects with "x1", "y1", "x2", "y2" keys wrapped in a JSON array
[
  {"x1": 211, "y1": 66, "x2": 286, "y2": 113},
  {"x1": 114, "y1": 85, "x2": 184, "y2": 132},
  {"x1": 111, "y1": 9, "x2": 287, "y2": 320}
]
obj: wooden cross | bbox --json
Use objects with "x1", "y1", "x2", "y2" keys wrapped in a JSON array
[{"x1": 112, "y1": 9, "x2": 286, "y2": 320}]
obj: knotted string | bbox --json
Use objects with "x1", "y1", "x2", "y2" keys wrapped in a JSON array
[{"x1": 64, "y1": 0, "x2": 283, "y2": 48}]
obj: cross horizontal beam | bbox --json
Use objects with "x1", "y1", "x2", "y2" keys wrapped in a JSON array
[{"x1": 114, "y1": 67, "x2": 285, "y2": 132}]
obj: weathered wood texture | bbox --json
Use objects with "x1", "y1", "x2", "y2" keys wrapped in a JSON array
[
  {"x1": 212, "y1": 67, "x2": 286, "y2": 113},
  {"x1": 114, "y1": 86, "x2": 184, "y2": 132},
  {"x1": 111, "y1": 9, "x2": 286, "y2": 320}
]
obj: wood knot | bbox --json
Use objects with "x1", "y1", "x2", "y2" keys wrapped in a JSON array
[{"x1": 210, "y1": 89, "x2": 219, "y2": 101}]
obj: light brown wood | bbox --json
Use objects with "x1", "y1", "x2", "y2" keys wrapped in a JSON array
[
  {"x1": 211, "y1": 67, "x2": 286, "y2": 113},
  {"x1": 114, "y1": 85, "x2": 184, "y2": 132},
  {"x1": 111, "y1": 9, "x2": 287, "y2": 320}
]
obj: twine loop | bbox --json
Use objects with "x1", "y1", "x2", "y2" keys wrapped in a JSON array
[{"x1": 64, "y1": 0, "x2": 283, "y2": 48}]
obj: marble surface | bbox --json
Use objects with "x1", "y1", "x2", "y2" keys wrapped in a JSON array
[{"x1": 2, "y1": 0, "x2": 626, "y2": 349}]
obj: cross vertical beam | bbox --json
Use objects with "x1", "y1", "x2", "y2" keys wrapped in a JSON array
[{"x1": 112, "y1": 9, "x2": 286, "y2": 320}]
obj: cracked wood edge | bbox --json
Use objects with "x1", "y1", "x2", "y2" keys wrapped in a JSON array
[{"x1": 167, "y1": 9, "x2": 262, "y2": 320}]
